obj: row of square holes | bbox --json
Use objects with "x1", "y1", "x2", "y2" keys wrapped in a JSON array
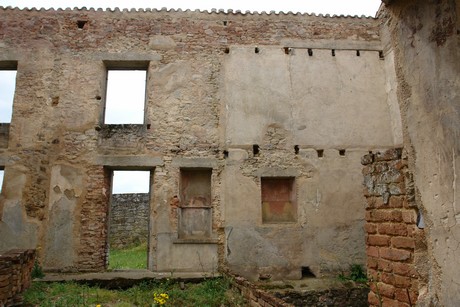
[
  {"x1": 223, "y1": 146, "x2": 350, "y2": 158},
  {"x1": 225, "y1": 47, "x2": 384, "y2": 58}
]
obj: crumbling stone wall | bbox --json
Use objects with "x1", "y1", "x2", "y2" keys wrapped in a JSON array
[
  {"x1": 362, "y1": 148, "x2": 426, "y2": 306},
  {"x1": 379, "y1": 0, "x2": 459, "y2": 304},
  {"x1": 0, "y1": 6, "x2": 400, "y2": 279},
  {"x1": 0, "y1": 249, "x2": 35, "y2": 306},
  {"x1": 109, "y1": 193, "x2": 149, "y2": 249}
]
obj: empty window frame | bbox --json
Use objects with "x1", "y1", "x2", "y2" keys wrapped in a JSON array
[
  {"x1": 0, "y1": 63, "x2": 17, "y2": 123},
  {"x1": 0, "y1": 168, "x2": 4, "y2": 193},
  {"x1": 178, "y1": 168, "x2": 212, "y2": 239},
  {"x1": 261, "y1": 177, "x2": 297, "y2": 223},
  {"x1": 104, "y1": 65, "x2": 147, "y2": 124}
]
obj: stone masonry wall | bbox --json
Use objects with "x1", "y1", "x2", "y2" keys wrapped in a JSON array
[
  {"x1": 109, "y1": 193, "x2": 149, "y2": 249},
  {"x1": 0, "y1": 249, "x2": 35, "y2": 307},
  {"x1": 0, "y1": 6, "x2": 397, "y2": 276},
  {"x1": 362, "y1": 148, "x2": 426, "y2": 306}
]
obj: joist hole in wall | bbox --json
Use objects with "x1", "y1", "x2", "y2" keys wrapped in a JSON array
[
  {"x1": 223, "y1": 150, "x2": 229, "y2": 158},
  {"x1": 284, "y1": 47, "x2": 291, "y2": 55},
  {"x1": 77, "y1": 20, "x2": 87, "y2": 29},
  {"x1": 223, "y1": 20, "x2": 228, "y2": 26},
  {"x1": 356, "y1": 50, "x2": 361, "y2": 56},
  {"x1": 331, "y1": 49, "x2": 335, "y2": 56},
  {"x1": 379, "y1": 50, "x2": 385, "y2": 59},
  {"x1": 253, "y1": 144, "x2": 260, "y2": 155},
  {"x1": 294, "y1": 145, "x2": 299, "y2": 154},
  {"x1": 224, "y1": 47, "x2": 230, "y2": 54},
  {"x1": 308, "y1": 48, "x2": 313, "y2": 56},
  {"x1": 339, "y1": 149, "x2": 346, "y2": 156},
  {"x1": 51, "y1": 96, "x2": 59, "y2": 106},
  {"x1": 108, "y1": 170, "x2": 151, "y2": 269},
  {"x1": 316, "y1": 149, "x2": 324, "y2": 158},
  {"x1": 301, "y1": 266, "x2": 316, "y2": 278},
  {"x1": 0, "y1": 68, "x2": 17, "y2": 123},
  {"x1": 255, "y1": 47, "x2": 260, "y2": 54}
]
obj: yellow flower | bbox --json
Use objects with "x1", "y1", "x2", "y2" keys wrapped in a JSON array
[
  {"x1": 154, "y1": 292, "x2": 169, "y2": 305},
  {"x1": 96, "y1": 305, "x2": 101, "y2": 307}
]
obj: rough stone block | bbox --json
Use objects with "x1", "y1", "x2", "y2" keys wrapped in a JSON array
[
  {"x1": 379, "y1": 247, "x2": 411, "y2": 262},
  {"x1": 378, "y1": 223, "x2": 408, "y2": 236},
  {"x1": 374, "y1": 148, "x2": 402, "y2": 162},
  {"x1": 377, "y1": 282, "x2": 395, "y2": 299},
  {"x1": 361, "y1": 153, "x2": 374, "y2": 165},
  {"x1": 391, "y1": 237, "x2": 415, "y2": 249},
  {"x1": 368, "y1": 234, "x2": 391, "y2": 246}
]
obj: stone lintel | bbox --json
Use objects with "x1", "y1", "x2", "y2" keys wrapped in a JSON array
[
  {"x1": 254, "y1": 167, "x2": 300, "y2": 177},
  {"x1": 97, "y1": 156, "x2": 164, "y2": 169},
  {"x1": 171, "y1": 158, "x2": 217, "y2": 169}
]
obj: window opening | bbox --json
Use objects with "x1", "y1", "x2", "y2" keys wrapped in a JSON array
[
  {"x1": 108, "y1": 170, "x2": 150, "y2": 270},
  {"x1": 0, "y1": 169, "x2": 4, "y2": 193},
  {"x1": 261, "y1": 177, "x2": 297, "y2": 223},
  {"x1": 104, "y1": 70, "x2": 146, "y2": 124},
  {"x1": 0, "y1": 70, "x2": 17, "y2": 123}
]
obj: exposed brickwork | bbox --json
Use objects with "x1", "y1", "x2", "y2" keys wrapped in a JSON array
[
  {"x1": 77, "y1": 166, "x2": 110, "y2": 271},
  {"x1": 0, "y1": 249, "x2": 35, "y2": 307},
  {"x1": 226, "y1": 271, "x2": 293, "y2": 307},
  {"x1": 362, "y1": 148, "x2": 424, "y2": 306}
]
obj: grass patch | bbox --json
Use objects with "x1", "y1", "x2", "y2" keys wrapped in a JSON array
[
  {"x1": 24, "y1": 278, "x2": 246, "y2": 306},
  {"x1": 108, "y1": 243, "x2": 147, "y2": 270}
]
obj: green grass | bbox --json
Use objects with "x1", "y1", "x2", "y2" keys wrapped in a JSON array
[
  {"x1": 108, "y1": 243, "x2": 148, "y2": 270},
  {"x1": 23, "y1": 278, "x2": 246, "y2": 306}
]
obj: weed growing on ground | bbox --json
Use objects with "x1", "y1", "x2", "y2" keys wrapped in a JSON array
[
  {"x1": 31, "y1": 260, "x2": 45, "y2": 279},
  {"x1": 108, "y1": 243, "x2": 148, "y2": 270},
  {"x1": 23, "y1": 277, "x2": 246, "y2": 306}
]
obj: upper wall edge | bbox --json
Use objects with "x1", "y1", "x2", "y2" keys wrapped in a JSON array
[{"x1": 0, "y1": 6, "x2": 377, "y2": 19}]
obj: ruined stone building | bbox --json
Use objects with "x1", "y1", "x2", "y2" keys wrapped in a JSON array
[{"x1": 0, "y1": 0, "x2": 458, "y2": 305}]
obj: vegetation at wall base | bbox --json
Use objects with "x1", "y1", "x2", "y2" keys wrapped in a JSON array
[
  {"x1": 108, "y1": 243, "x2": 148, "y2": 270},
  {"x1": 31, "y1": 260, "x2": 45, "y2": 279},
  {"x1": 338, "y1": 264, "x2": 368, "y2": 283},
  {"x1": 23, "y1": 277, "x2": 246, "y2": 306}
]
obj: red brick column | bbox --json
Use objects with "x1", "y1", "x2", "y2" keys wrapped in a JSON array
[
  {"x1": 0, "y1": 249, "x2": 35, "y2": 306},
  {"x1": 362, "y1": 148, "x2": 422, "y2": 306}
]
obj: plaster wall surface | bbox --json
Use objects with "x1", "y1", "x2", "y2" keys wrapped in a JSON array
[
  {"x1": 0, "y1": 7, "x2": 401, "y2": 278},
  {"x1": 380, "y1": 0, "x2": 459, "y2": 304}
]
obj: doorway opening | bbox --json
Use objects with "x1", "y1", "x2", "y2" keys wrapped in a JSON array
[{"x1": 108, "y1": 170, "x2": 151, "y2": 270}]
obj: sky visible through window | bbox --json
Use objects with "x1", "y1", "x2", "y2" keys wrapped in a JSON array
[
  {"x1": 0, "y1": 71, "x2": 16, "y2": 123},
  {"x1": 112, "y1": 170, "x2": 150, "y2": 194},
  {"x1": 0, "y1": 170, "x2": 4, "y2": 193},
  {"x1": 105, "y1": 70, "x2": 146, "y2": 124}
]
